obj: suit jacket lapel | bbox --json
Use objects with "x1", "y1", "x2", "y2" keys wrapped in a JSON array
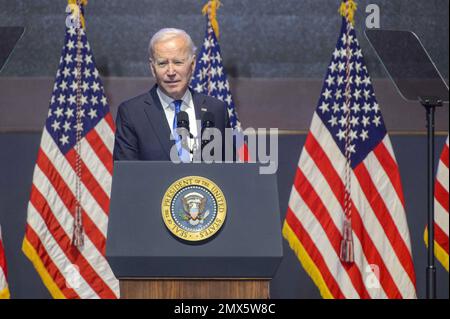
[
  {"x1": 191, "y1": 89, "x2": 207, "y2": 134},
  {"x1": 143, "y1": 85, "x2": 174, "y2": 157}
]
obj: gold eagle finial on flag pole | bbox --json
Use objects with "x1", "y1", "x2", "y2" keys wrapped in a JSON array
[
  {"x1": 67, "y1": 0, "x2": 88, "y2": 29},
  {"x1": 339, "y1": 0, "x2": 357, "y2": 25},
  {"x1": 202, "y1": 0, "x2": 222, "y2": 38}
]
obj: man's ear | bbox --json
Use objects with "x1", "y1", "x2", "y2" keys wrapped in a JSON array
[
  {"x1": 149, "y1": 60, "x2": 156, "y2": 77},
  {"x1": 190, "y1": 55, "x2": 196, "y2": 73}
]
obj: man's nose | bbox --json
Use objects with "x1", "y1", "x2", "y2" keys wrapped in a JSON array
[{"x1": 167, "y1": 63, "x2": 176, "y2": 76}]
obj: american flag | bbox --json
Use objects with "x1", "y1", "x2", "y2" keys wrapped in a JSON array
[
  {"x1": 0, "y1": 225, "x2": 9, "y2": 299},
  {"x1": 190, "y1": 18, "x2": 249, "y2": 161},
  {"x1": 425, "y1": 136, "x2": 449, "y2": 271},
  {"x1": 282, "y1": 17, "x2": 417, "y2": 298},
  {"x1": 22, "y1": 6, "x2": 119, "y2": 299}
]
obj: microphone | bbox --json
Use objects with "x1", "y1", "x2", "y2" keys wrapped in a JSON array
[
  {"x1": 201, "y1": 112, "x2": 215, "y2": 159},
  {"x1": 176, "y1": 111, "x2": 190, "y2": 132},
  {"x1": 177, "y1": 111, "x2": 194, "y2": 140},
  {"x1": 201, "y1": 111, "x2": 215, "y2": 130},
  {"x1": 176, "y1": 111, "x2": 192, "y2": 161}
]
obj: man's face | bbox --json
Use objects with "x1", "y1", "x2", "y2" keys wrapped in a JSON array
[{"x1": 150, "y1": 36, "x2": 195, "y2": 100}]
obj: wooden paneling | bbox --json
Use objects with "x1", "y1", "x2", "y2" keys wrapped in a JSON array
[{"x1": 120, "y1": 279, "x2": 270, "y2": 299}]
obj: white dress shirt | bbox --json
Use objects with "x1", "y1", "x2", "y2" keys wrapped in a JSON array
[{"x1": 157, "y1": 88, "x2": 198, "y2": 159}]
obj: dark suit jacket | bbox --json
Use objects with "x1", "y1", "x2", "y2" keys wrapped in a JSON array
[{"x1": 113, "y1": 85, "x2": 230, "y2": 161}]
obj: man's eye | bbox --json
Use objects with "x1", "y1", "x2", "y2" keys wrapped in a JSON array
[{"x1": 157, "y1": 62, "x2": 168, "y2": 67}]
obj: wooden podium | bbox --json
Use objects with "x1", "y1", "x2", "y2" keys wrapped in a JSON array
[
  {"x1": 120, "y1": 279, "x2": 270, "y2": 299},
  {"x1": 106, "y1": 162, "x2": 283, "y2": 299}
]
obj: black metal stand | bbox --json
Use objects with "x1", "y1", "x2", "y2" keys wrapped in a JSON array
[
  {"x1": 420, "y1": 96, "x2": 443, "y2": 299},
  {"x1": 365, "y1": 29, "x2": 449, "y2": 299}
]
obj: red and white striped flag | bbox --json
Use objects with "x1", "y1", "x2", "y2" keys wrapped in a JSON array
[
  {"x1": 0, "y1": 224, "x2": 10, "y2": 299},
  {"x1": 22, "y1": 1, "x2": 119, "y2": 298},
  {"x1": 283, "y1": 6, "x2": 417, "y2": 299},
  {"x1": 425, "y1": 136, "x2": 449, "y2": 271}
]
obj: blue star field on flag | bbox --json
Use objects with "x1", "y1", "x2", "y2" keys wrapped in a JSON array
[
  {"x1": 45, "y1": 25, "x2": 110, "y2": 155},
  {"x1": 316, "y1": 19, "x2": 387, "y2": 168}
]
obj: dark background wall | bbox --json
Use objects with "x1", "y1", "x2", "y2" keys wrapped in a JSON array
[
  {"x1": 0, "y1": 0, "x2": 449, "y2": 299},
  {"x1": 0, "y1": 0, "x2": 448, "y2": 79}
]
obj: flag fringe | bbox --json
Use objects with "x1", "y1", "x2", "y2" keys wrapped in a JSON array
[
  {"x1": 0, "y1": 287, "x2": 10, "y2": 299},
  {"x1": 22, "y1": 238, "x2": 66, "y2": 299},
  {"x1": 282, "y1": 220, "x2": 334, "y2": 299},
  {"x1": 424, "y1": 228, "x2": 449, "y2": 272}
]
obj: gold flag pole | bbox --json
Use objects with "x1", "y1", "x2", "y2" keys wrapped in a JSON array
[
  {"x1": 68, "y1": 0, "x2": 88, "y2": 248},
  {"x1": 339, "y1": 0, "x2": 358, "y2": 264}
]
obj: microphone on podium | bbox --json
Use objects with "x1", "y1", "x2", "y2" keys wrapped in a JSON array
[
  {"x1": 176, "y1": 111, "x2": 192, "y2": 162},
  {"x1": 201, "y1": 112, "x2": 215, "y2": 160}
]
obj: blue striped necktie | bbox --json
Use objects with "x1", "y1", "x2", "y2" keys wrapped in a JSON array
[{"x1": 172, "y1": 99, "x2": 182, "y2": 133}]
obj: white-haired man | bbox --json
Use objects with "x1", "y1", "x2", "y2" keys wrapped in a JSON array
[{"x1": 114, "y1": 28, "x2": 230, "y2": 161}]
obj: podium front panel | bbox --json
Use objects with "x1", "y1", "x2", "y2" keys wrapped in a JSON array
[{"x1": 106, "y1": 162, "x2": 283, "y2": 278}]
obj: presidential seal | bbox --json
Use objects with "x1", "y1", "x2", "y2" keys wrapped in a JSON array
[{"x1": 161, "y1": 176, "x2": 227, "y2": 242}]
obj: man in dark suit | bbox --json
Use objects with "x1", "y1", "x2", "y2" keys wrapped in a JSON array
[{"x1": 113, "y1": 28, "x2": 230, "y2": 161}]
